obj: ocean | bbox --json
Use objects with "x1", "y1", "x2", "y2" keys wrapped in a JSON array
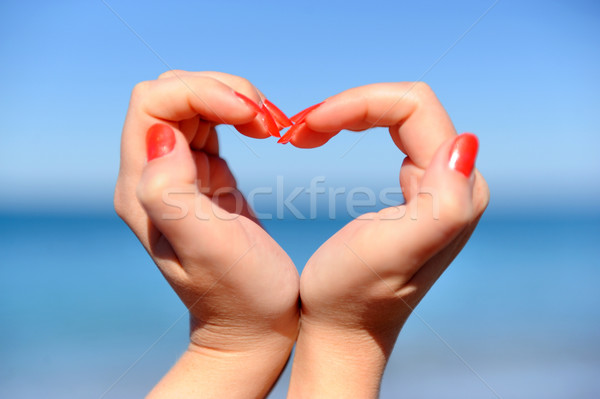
[{"x1": 1, "y1": 211, "x2": 599, "y2": 398}]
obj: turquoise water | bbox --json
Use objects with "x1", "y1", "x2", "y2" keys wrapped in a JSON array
[{"x1": 1, "y1": 212, "x2": 599, "y2": 398}]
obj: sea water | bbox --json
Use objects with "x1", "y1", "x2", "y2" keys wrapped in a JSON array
[{"x1": 1, "y1": 211, "x2": 599, "y2": 398}]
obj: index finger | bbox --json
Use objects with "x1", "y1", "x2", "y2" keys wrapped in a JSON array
[
  {"x1": 132, "y1": 75, "x2": 259, "y2": 123},
  {"x1": 119, "y1": 76, "x2": 264, "y2": 177},
  {"x1": 292, "y1": 82, "x2": 457, "y2": 169}
]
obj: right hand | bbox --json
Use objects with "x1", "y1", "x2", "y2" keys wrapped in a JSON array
[{"x1": 114, "y1": 71, "x2": 300, "y2": 355}]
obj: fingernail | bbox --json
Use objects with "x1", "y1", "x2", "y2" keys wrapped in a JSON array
[
  {"x1": 263, "y1": 99, "x2": 292, "y2": 129},
  {"x1": 233, "y1": 92, "x2": 280, "y2": 138},
  {"x1": 290, "y1": 102, "x2": 324, "y2": 124},
  {"x1": 147, "y1": 123, "x2": 176, "y2": 161},
  {"x1": 449, "y1": 133, "x2": 479, "y2": 177},
  {"x1": 278, "y1": 122, "x2": 303, "y2": 144},
  {"x1": 261, "y1": 103, "x2": 281, "y2": 138},
  {"x1": 233, "y1": 91, "x2": 262, "y2": 114}
]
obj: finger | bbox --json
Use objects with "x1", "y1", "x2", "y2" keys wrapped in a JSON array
[
  {"x1": 199, "y1": 73, "x2": 289, "y2": 135},
  {"x1": 193, "y1": 148, "x2": 239, "y2": 197},
  {"x1": 203, "y1": 127, "x2": 220, "y2": 156},
  {"x1": 403, "y1": 134, "x2": 478, "y2": 263},
  {"x1": 294, "y1": 82, "x2": 457, "y2": 168},
  {"x1": 139, "y1": 75, "x2": 273, "y2": 139},
  {"x1": 396, "y1": 148, "x2": 489, "y2": 305},
  {"x1": 158, "y1": 70, "x2": 280, "y2": 138},
  {"x1": 263, "y1": 99, "x2": 292, "y2": 129},
  {"x1": 284, "y1": 123, "x2": 336, "y2": 148},
  {"x1": 120, "y1": 77, "x2": 259, "y2": 179},
  {"x1": 206, "y1": 155, "x2": 237, "y2": 196},
  {"x1": 168, "y1": 71, "x2": 291, "y2": 135},
  {"x1": 133, "y1": 75, "x2": 260, "y2": 123},
  {"x1": 189, "y1": 118, "x2": 213, "y2": 150},
  {"x1": 233, "y1": 92, "x2": 279, "y2": 138},
  {"x1": 398, "y1": 157, "x2": 424, "y2": 203},
  {"x1": 400, "y1": 145, "x2": 490, "y2": 211},
  {"x1": 157, "y1": 70, "x2": 266, "y2": 101},
  {"x1": 136, "y1": 124, "x2": 237, "y2": 261},
  {"x1": 193, "y1": 150, "x2": 211, "y2": 193},
  {"x1": 472, "y1": 169, "x2": 490, "y2": 216},
  {"x1": 359, "y1": 133, "x2": 479, "y2": 288},
  {"x1": 116, "y1": 76, "x2": 263, "y2": 231},
  {"x1": 395, "y1": 215, "x2": 482, "y2": 310}
]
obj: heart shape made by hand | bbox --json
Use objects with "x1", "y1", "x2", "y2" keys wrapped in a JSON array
[{"x1": 115, "y1": 73, "x2": 489, "y2": 388}]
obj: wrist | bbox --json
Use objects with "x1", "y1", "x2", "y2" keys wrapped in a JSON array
[
  {"x1": 288, "y1": 319, "x2": 400, "y2": 399},
  {"x1": 148, "y1": 340, "x2": 294, "y2": 399},
  {"x1": 189, "y1": 308, "x2": 300, "y2": 352}
]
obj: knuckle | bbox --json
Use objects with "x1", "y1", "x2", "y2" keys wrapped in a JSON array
[
  {"x1": 357, "y1": 211, "x2": 379, "y2": 221},
  {"x1": 411, "y1": 189, "x2": 471, "y2": 230},
  {"x1": 136, "y1": 172, "x2": 171, "y2": 208},
  {"x1": 406, "y1": 81, "x2": 435, "y2": 106},
  {"x1": 411, "y1": 81, "x2": 433, "y2": 96},
  {"x1": 210, "y1": 155, "x2": 228, "y2": 169},
  {"x1": 208, "y1": 155, "x2": 228, "y2": 174},
  {"x1": 239, "y1": 78, "x2": 254, "y2": 91},
  {"x1": 437, "y1": 194, "x2": 471, "y2": 227},
  {"x1": 157, "y1": 69, "x2": 185, "y2": 80},
  {"x1": 235, "y1": 78, "x2": 258, "y2": 98},
  {"x1": 209, "y1": 156, "x2": 236, "y2": 188},
  {"x1": 130, "y1": 80, "x2": 152, "y2": 102}
]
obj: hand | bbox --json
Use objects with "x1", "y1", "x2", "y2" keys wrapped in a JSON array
[
  {"x1": 287, "y1": 83, "x2": 490, "y2": 398},
  {"x1": 114, "y1": 71, "x2": 299, "y2": 398}
]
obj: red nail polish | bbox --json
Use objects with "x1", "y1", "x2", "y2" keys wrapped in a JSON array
[
  {"x1": 290, "y1": 102, "x2": 324, "y2": 124},
  {"x1": 261, "y1": 103, "x2": 281, "y2": 138},
  {"x1": 233, "y1": 91, "x2": 262, "y2": 114},
  {"x1": 449, "y1": 133, "x2": 479, "y2": 177},
  {"x1": 263, "y1": 99, "x2": 292, "y2": 129},
  {"x1": 278, "y1": 122, "x2": 303, "y2": 144},
  {"x1": 233, "y1": 92, "x2": 280, "y2": 138},
  {"x1": 147, "y1": 123, "x2": 175, "y2": 161}
]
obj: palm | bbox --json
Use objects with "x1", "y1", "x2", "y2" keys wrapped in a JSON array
[
  {"x1": 148, "y1": 121, "x2": 299, "y2": 345},
  {"x1": 299, "y1": 163, "x2": 488, "y2": 348},
  {"x1": 301, "y1": 214, "x2": 476, "y2": 319}
]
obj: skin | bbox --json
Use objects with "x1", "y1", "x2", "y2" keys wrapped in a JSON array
[
  {"x1": 114, "y1": 71, "x2": 300, "y2": 399},
  {"x1": 114, "y1": 72, "x2": 489, "y2": 398},
  {"x1": 287, "y1": 83, "x2": 489, "y2": 398}
]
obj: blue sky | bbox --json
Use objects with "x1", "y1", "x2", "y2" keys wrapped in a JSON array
[{"x1": 0, "y1": 0, "x2": 599, "y2": 213}]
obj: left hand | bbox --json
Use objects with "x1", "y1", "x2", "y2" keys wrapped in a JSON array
[{"x1": 287, "y1": 82, "x2": 490, "y2": 397}]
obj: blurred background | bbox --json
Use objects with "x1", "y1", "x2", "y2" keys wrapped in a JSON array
[{"x1": 1, "y1": 1, "x2": 599, "y2": 398}]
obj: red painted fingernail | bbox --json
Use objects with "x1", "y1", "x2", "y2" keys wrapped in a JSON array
[
  {"x1": 263, "y1": 99, "x2": 292, "y2": 129},
  {"x1": 261, "y1": 103, "x2": 281, "y2": 138},
  {"x1": 233, "y1": 92, "x2": 280, "y2": 138},
  {"x1": 147, "y1": 123, "x2": 176, "y2": 161},
  {"x1": 278, "y1": 122, "x2": 304, "y2": 144},
  {"x1": 290, "y1": 102, "x2": 324, "y2": 124},
  {"x1": 233, "y1": 91, "x2": 262, "y2": 114},
  {"x1": 449, "y1": 133, "x2": 479, "y2": 177}
]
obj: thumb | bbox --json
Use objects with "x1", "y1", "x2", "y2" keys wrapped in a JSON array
[
  {"x1": 136, "y1": 123, "x2": 232, "y2": 258},
  {"x1": 371, "y1": 133, "x2": 479, "y2": 281},
  {"x1": 407, "y1": 132, "x2": 479, "y2": 239}
]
